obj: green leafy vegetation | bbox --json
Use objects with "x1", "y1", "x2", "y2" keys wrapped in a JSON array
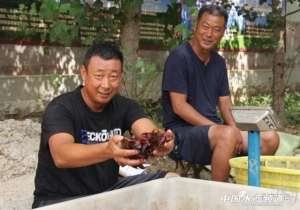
[
  {"x1": 0, "y1": 1, "x2": 276, "y2": 51},
  {"x1": 4, "y1": 0, "x2": 120, "y2": 46},
  {"x1": 219, "y1": 35, "x2": 277, "y2": 50},
  {"x1": 284, "y1": 92, "x2": 300, "y2": 127},
  {"x1": 139, "y1": 99, "x2": 162, "y2": 127}
]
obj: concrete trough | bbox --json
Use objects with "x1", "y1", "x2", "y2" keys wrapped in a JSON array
[{"x1": 37, "y1": 177, "x2": 300, "y2": 210}]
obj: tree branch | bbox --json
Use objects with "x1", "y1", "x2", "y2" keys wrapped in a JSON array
[{"x1": 285, "y1": 8, "x2": 300, "y2": 17}]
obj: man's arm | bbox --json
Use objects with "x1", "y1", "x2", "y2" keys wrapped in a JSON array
[
  {"x1": 170, "y1": 92, "x2": 216, "y2": 126},
  {"x1": 218, "y1": 96, "x2": 236, "y2": 127},
  {"x1": 48, "y1": 133, "x2": 143, "y2": 168}
]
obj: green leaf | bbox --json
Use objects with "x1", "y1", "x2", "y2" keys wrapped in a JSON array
[
  {"x1": 42, "y1": 46, "x2": 49, "y2": 56},
  {"x1": 82, "y1": 36, "x2": 94, "y2": 46},
  {"x1": 190, "y1": 7, "x2": 198, "y2": 17},
  {"x1": 185, "y1": 0, "x2": 197, "y2": 7},
  {"x1": 174, "y1": 23, "x2": 185, "y2": 32},
  {"x1": 70, "y1": 0, "x2": 84, "y2": 17},
  {"x1": 30, "y1": 3, "x2": 37, "y2": 15},
  {"x1": 59, "y1": 3, "x2": 71, "y2": 14},
  {"x1": 18, "y1": 4, "x2": 26, "y2": 12},
  {"x1": 135, "y1": 59, "x2": 145, "y2": 69},
  {"x1": 49, "y1": 21, "x2": 74, "y2": 45},
  {"x1": 40, "y1": 0, "x2": 59, "y2": 20}
]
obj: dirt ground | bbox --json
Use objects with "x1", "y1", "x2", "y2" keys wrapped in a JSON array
[
  {"x1": 0, "y1": 119, "x2": 299, "y2": 210},
  {"x1": 0, "y1": 119, "x2": 209, "y2": 210}
]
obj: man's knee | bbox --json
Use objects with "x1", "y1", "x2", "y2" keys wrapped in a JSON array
[
  {"x1": 261, "y1": 131, "x2": 280, "y2": 155},
  {"x1": 209, "y1": 125, "x2": 241, "y2": 150}
]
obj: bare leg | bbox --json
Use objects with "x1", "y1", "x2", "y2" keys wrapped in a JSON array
[
  {"x1": 241, "y1": 131, "x2": 280, "y2": 155},
  {"x1": 208, "y1": 125, "x2": 242, "y2": 181}
]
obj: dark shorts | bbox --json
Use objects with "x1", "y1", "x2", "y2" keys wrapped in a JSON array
[
  {"x1": 107, "y1": 170, "x2": 166, "y2": 191},
  {"x1": 32, "y1": 171, "x2": 166, "y2": 209},
  {"x1": 169, "y1": 125, "x2": 212, "y2": 165}
]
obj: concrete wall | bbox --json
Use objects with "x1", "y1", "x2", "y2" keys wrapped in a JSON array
[
  {"x1": 0, "y1": 41, "x2": 299, "y2": 118},
  {"x1": 221, "y1": 50, "x2": 300, "y2": 102},
  {"x1": 0, "y1": 44, "x2": 83, "y2": 118},
  {"x1": 0, "y1": 44, "x2": 83, "y2": 75},
  {"x1": 287, "y1": 2, "x2": 300, "y2": 23},
  {"x1": 286, "y1": 2, "x2": 300, "y2": 95}
]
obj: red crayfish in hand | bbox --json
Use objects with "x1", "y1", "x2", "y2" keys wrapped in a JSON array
[{"x1": 121, "y1": 129, "x2": 168, "y2": 159}]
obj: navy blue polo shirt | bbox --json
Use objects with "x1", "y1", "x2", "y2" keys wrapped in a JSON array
[{"x1": 162, "y1": 42, "x2": 230, "y2": 129}]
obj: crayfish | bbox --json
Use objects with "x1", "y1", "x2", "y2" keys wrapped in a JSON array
[{"x1": 121, "y1": 129, "x2": 167, "y2": 159}]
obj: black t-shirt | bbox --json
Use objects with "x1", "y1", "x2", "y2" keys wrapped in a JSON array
[
  {"x1": 162, "y1": 42, "x2": 230, "y2": 129},
  {"x1": 34, "y1": 86, "x2": 147, "y2": 200}
]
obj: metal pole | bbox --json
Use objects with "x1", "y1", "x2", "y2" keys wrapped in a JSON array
[{"x1": 248, "y1": 130, "x2": 260, "y2": 186}]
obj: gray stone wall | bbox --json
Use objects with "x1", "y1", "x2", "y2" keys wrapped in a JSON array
[
  {"x1": 0, "y1": 44, "x2": 83, "y2": 119},
  {"x1": 0, "y1": 41, "x2": 299, "y2": 119}
]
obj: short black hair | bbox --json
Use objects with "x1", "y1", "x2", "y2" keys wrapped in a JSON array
[
  {"x1": 82, "y1": 43, "x2": 123, "y2": 68},
  {"x1": 197, "y1": 4, "x2": 228, "y2": 27}
]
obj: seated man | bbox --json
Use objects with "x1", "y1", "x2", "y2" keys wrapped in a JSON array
[
  {"x1": 161, "y1": 5, "x2": 279, "y2": 181},
  {"x1": 32, "y1": 43, "x2": 176, "y2": 208}
]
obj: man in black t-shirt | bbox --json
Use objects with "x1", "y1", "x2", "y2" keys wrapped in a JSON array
[
  {"x1": 162, "y1": 5, "x2": 279, "y2": 181},
  {"x1": 32, "y1": 43, "x2": 176, "y2": 208}
]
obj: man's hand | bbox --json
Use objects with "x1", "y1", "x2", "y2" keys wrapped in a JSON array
[
  {"x1": 153, "y1": 129, "x2": 175, "y2": 157},
  {"x1": 107, "y1": 135, "x2": 144, "y2": 166}
]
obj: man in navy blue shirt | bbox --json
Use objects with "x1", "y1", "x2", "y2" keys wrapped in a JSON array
[{"x1": 162, "y1": 4, "x2": 279, "y2": 181}]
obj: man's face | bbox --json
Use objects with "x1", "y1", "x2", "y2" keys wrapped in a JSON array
[
  {"x1": 81, "y1": 56, "x2": 122, "y2": 111},
  {"x1": 193, "y1": 12, "x2": 225, "y2": 51}
]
